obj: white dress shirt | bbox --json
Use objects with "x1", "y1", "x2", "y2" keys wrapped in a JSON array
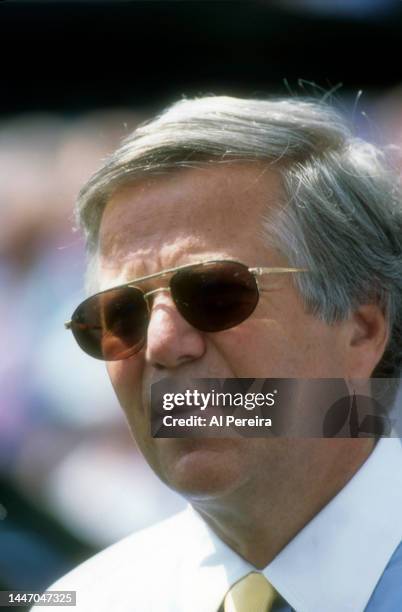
[{"x1": 32, "y1": 437, "x2": 402, "y2": 612}]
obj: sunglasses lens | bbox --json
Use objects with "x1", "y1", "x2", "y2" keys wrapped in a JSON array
[
  {"x1": 70, "y1": 287, "x2": 148, "y2": 360},
  {"x1": 170, "y1": 261, "x2": 259, "y2": 332}
]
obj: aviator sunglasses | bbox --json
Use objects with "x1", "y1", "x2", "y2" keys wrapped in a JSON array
[{"x1": 65, "y1": 260, "x2": 309, "y2": 361}]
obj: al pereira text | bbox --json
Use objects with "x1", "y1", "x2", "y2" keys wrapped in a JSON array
[{"x1": 162, "y1": 415, "x2": 272, "y2": 427}]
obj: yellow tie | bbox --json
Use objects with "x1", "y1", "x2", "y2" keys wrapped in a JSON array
[{"x1": 221, "y1": 572, "x2": 283, "y2": 612}]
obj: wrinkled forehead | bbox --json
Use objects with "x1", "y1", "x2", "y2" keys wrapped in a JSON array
[{"x1": 97, "y1": 162, "x2": 284, "y2": 271}]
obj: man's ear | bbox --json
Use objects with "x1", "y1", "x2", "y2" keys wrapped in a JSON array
[{"x1": 345, "y1": 303, "x2": 390, "y2": 378}]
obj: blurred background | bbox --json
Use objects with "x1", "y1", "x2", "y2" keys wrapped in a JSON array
[{"x1": 1, "y1": 0, "x2": 402, "y2": 607}]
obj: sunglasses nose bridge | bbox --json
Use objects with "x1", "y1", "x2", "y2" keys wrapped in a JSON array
[
  {"x1": 253, "y1": 273, "x2": 262, "y2": 296},
  {"x1": 143, "y1": 286, "x2": 172, "y2": 307}
]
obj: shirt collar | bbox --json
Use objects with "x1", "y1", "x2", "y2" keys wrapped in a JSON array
[
  {"x1": 183, "y1": 437, "x2": 402, "y2": 612},
  {"x1": 263, "y1": 437, "x2": 402, "y2": 612}
]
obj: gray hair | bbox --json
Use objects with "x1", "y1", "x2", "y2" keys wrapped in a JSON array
[{"x1": 74, "y1": 95, "x2": 402, "y2": 402}]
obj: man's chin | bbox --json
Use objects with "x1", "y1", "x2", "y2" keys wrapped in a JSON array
[{"x1": 154, "y1": 438, "x2": 245, "y2": 499}]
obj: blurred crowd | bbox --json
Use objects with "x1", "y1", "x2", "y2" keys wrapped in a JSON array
[
  {"x1": 0, "y1": 108, "x2": 185, "y2": 597},
  {"x1": 1, "y1": 89, "x2": 402, "y2": 597}
]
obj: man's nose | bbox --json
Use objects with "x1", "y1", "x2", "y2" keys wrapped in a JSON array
[{"x1": 144, "y1": 291, "x2": 206, "y2": 369}]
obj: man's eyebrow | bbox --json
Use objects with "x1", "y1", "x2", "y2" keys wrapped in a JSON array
[
  {"x1": 97, "y1": 257, "x2": 232, "y2": 293},
  {"x1": 97, "y1": 262, "x2": 175, "y2": 293},
  {"x1": 98, "y1": 247, "x2": 156, "y2": 286}
]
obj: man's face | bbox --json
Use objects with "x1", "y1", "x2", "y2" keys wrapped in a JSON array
[{"x1": 97, "y1": 163, "x2": 351, "y2": 500}]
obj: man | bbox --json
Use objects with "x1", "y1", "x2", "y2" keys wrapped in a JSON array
[{"x1": 34, "y1": 95, "x2": 402, "y2": 611}]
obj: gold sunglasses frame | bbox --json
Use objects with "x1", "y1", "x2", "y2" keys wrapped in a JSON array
[{"x1": 64, "y1": 259, "x2": 309, "y2": 330}]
